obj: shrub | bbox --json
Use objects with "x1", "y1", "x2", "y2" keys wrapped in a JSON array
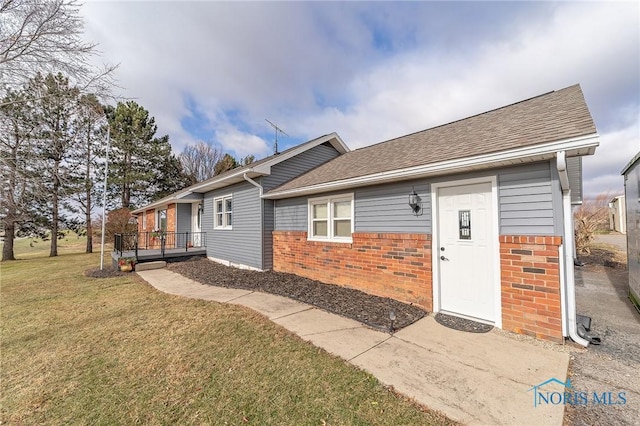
[{"x1": 574, "y1": 193, "x2": 613, "y2": 254}]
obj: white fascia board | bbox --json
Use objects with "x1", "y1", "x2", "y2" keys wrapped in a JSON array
[
  {"x1": 131, "y1": 190, "x2": 196, "y2": 214},
  {"x1": 252, "y1": 133, "x2": 349, "y2": 175},
  {"x1": 190, "y1": 169, "x2": 250, "y2": 193},
  {"x1": 264, "y1": 133, "x2": 599, "y2": 199}
]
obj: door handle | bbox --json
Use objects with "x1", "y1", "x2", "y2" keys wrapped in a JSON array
[{"x1": 440, "y1": 256, "x2": 449, "y2": 261}]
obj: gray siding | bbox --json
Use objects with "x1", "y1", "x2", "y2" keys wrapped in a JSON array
[
  {"x1": 355, "y1": 181, "x2": 431, "y2": 233},
  {"x1": 566, "y1": 156, "x2": 582, "y2": 204},
  {"x1": 176, "y1": 203, "x2": 192, "y2": 234},
  {"x1": 274, "y1": 197, "x2": 307, "y2": 231},
  {"x1": 204, "y1": 181, "x2": 263, "y2": 269},
  {"x1": 262, "y1": 199, "x2": 274, "y2": 269},
  {"x1": 202, "y1": 196, "x2": 214, "y2": 241},
  {"x1": 498, "y1": 162, "x2": 556, "y2": 235},
  {"x1": 262, "y1": 143, "x2": 341, "y2": 191},
  {"x1": 273, "y1": 162, "x2": 560, "y2": 237}
]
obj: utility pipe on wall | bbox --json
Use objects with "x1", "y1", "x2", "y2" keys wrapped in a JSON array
[{"x1": 557, "y1": 151, "x2": 589, "y2": 347}]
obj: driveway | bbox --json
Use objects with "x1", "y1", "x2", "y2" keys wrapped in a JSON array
[
  {"x1": 595, "y1": 233, "x2": 627, "y2": 252},
  {"x1": 566, "y1": 264, "x2": 640, "y2": 425}
]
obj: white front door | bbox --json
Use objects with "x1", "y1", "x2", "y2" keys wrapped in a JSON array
[
  {"x1": 192, "y1": 203, "x2": 202, "y2": 246},
  {"x1": 437, "y1": 182, "x2": 496, "y2": 322}
]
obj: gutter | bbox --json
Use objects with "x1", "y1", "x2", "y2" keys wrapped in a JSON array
[
  {"x1": 264, "y1": 134, "x2": 599, "y2": 199},
  {"x1": 557, "y1": 151, "x2": 589, "y2": 347}
]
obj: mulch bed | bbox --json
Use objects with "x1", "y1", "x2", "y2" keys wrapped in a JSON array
[
  {"x1": 167, "y1": 257, "x2": 427, "y2": 331},
  {"x1": 85, "y1": 267, "x2": 128, "y2": 279}
]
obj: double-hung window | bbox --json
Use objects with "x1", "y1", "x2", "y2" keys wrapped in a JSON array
[
  {"x1": 308, "y1": 194, "x2": 354, "y2": 242},
  {"x1": 214, "y1": 195, "x2": 232, "y2": 229}
]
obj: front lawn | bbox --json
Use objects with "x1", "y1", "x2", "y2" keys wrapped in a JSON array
[{"x1": 1, "y1": 251, "x2": 453, "y2": 425}]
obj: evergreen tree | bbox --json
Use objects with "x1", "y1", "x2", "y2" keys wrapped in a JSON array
[
  {"x1": 0, "y1": 86, "x2": 39, "y2": 260},
  {"x1": 31, "y1": 72, "x2": 81, "y2": 257},
  {"x1": 65, "y1": 93, "x2": 105, "y2": 253},
  {"x1": 213, "y1": 153, "x2": 238, "y2": 176},
  {"x1": 105, "y1": 101, "x2": 186, "y2": 209}
]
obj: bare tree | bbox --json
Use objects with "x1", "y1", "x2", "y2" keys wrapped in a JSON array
[
  {"x1": 574, "y1": 193, "x2": 613, "y2": 255},
  {"x1": 0, "y1": 0, "x2": 116, "y2": 99},
  {"x1": 179, "y1": 141, "x2": 222, "y2": 184}
]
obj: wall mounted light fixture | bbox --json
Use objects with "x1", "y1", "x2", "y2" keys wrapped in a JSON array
[{"x1": 408, "y1": 189, "x2": 422, "y2": 215}]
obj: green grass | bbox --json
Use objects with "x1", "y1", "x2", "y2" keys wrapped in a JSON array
[
  {"x1": 1, "y1": 230, "x2": 96, "y2": 260},
  {"x1": 1, "y1": 247, "x2": 454, "y2": 425}
]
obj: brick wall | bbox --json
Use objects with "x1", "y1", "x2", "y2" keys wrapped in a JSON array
[
  {"x1": 167, "y1": 203, "x2": 176, "y2": 232},
  {"x1": 500, "y1": 235, "x2": 563, "y2": 343},
  {"x1": 137, "y1": 209, "x2": 155, "y2": 233},
  {"x1": 273, "y1": 231, "x2": 432, "y2": 310},
  {"x1": 146, "y1": 209, "x2": 155, "y2": 231}
]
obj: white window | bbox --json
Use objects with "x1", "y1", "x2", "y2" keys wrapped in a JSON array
[
  {"x1": 214, "y1": 195, "x2": 232, "y2": 229},
  {"x1": 308, "y1": 194, "x2": 354, "y2": 242},
  {"x1": 157, "y1": 209, "x2": 167, "y2": 231},
  {"x1": 142, "y1": 212, "x2": 147, "y2": 230}
]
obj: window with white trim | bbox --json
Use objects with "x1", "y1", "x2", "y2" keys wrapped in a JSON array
[
  {"x1": 142, "y1": 212, "x2": 147, "y2": 230},
  {"x1": 157, "y1": 209, "x2": 167, "y2": 231},
  {"x1": 214, "y1": 195, "x2": 232, "y2": 229},
  {"x1": 308, "y1": 194, "x2": 354, "y2": 242}
]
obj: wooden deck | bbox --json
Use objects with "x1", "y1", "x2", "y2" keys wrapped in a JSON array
[{"x1": 112, "y1": 247, "x2": 207, "y2": 264}]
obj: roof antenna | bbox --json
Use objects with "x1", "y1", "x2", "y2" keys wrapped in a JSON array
[{"x1": 265, "y1": 119, "x2": 288, "y2": 154}]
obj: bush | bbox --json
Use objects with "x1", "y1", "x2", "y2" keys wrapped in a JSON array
[
  {"x1": 574, "y1": 193, "x2": 612, "y2": 254},
  {"x1": 105, "y1": 208, "x2": 137, "y2": 239}
]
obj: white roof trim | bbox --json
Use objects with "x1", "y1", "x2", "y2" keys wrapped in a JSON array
[
  {"x1": 252, "y1": 133, "x2": 349, "y2": 174},
  {"x1": 131, "y1": 190, "x2": 199, "y2": 214},
  {"x1": 132, "y1": 133, "x2": 349, "y2": 213},
  {"x1": 264, "y1": 134, "x2": 600, "y2": 199},
  {"x1": 621, "y1": 151, "x2": 640, "y2": 175}
]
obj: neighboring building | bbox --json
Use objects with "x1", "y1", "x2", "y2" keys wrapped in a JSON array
[
  {"x1": 135, "y1": 84, "x2": 600, "y2": 345},
  {"x1": 621, "y1": 153, "x2": 640, "y2": 310},
  {"x1": 609, "y1": 195, "x2": 626, "y2": 234}
]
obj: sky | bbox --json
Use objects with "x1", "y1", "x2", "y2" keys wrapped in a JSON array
[{"x1": 81, "y1": 1, "x2": 639, "y2": 198}]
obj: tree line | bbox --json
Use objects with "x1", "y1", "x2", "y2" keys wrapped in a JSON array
[
  {"x1": 0, "y1": 1, "x2": 255, "y2": 261},
  {"x1": 1, "y1": 72, "x2": 256, "y2": 261}
]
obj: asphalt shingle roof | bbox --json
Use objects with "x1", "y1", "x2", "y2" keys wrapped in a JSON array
[{"x1": 270, "y1": 85, "x2": 596, "y2": 193}]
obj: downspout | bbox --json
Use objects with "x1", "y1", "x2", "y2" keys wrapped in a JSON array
[
  {"x1": 557, "y1": 151, "x2": 589, "y2": 347},
  {"x1": 243, "y1": 173, "x2": 263, "y2": 196},
  {"x1": 244, "y1": 173, "x2": 265, "y2": 270}
]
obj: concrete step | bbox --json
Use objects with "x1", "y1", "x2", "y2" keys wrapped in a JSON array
[{"x1": 135, "y1": 261, "x2": 166, "y2": 271}]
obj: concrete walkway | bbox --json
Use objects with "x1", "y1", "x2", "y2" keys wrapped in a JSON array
[{"x1": 137, "y1": 269, "x2": 569, "y2": 425}]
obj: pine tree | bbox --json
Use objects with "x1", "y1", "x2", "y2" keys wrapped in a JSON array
[
  {"x1": 65, "y1": 93, "x2": 105, "y2": 253},
  {"x1": 31, "y1": 73, "x2": 81, "y2": 257},
  {"x1": 0, "y1": 86, "x2": 39, "y2": 260},
  {"x1": 105, "y1": 101, "x2": 188, "y2": 209}
]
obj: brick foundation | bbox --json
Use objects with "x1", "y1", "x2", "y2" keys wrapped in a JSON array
[
  {"x1": 273, "y1": 231, "x2": 432, "y2": 310},
  {"x1": 500, "y1": 235, "x2": 563, "y2": 343}
]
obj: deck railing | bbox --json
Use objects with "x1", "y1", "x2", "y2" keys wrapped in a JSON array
[{"x1": 114, "y1": 231, "x2": 207, "y2": 258}]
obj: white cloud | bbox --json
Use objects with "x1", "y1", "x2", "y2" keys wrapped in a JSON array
[
  {"x1": 583, "y1": 121, "x2": 640, "y2": 197},
  {"x1": 80, "y1": 1, "x2": 639, "y2": 198},
  {"x1": 215, "y1": 126, "x2": 270, "y2": 159}
]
